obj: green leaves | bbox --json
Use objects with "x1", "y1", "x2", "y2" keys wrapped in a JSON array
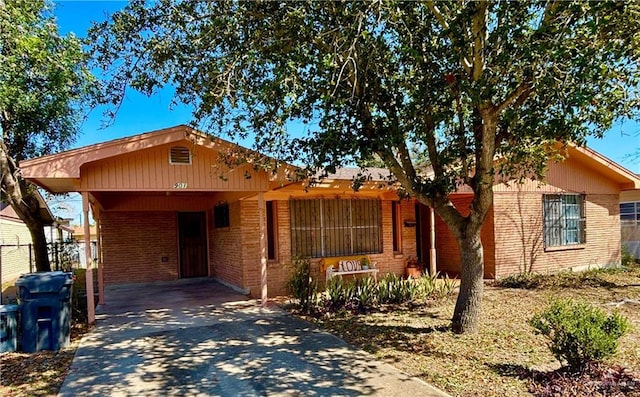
[
  {"x1": 89, "y1": 1, "x2": 639, "y2": 192},
  {"x1": 0, "y1": 0, "x2": 97, "y2": 160},
  {"x1": 531, "y1": 299, "x2": 630, "y2": 371}
]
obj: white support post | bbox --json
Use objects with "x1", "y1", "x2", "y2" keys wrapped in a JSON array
[
  {"x1": 82, "y1": 192, "x2": 95, "y2": 324},
  {"x1": 258, "y1": 192, "x2": 268, "y2": 307},
  {"x1": 429, "y1": 206, "x2": 437, "y2": 276}
]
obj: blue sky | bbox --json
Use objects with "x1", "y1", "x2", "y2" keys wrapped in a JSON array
[{"x1": 53, "y1": 0, "x2": 639, "y2": 173}]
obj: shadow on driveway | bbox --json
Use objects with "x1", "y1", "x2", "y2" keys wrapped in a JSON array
[{"x1": 59, "y1": 278, "x2": 449, "y2": 396}]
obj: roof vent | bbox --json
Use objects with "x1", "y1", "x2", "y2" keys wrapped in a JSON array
[{"x1": 170, "y1": 146, "x2": 191, "y2": 165}]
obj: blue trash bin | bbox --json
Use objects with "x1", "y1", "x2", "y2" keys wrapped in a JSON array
[
  {"x1": 16, "y1": 272, "x2": 73, "y2": 352},
  {"x1": 0, "y1": 304, "x2": 19, "y2": 352}
]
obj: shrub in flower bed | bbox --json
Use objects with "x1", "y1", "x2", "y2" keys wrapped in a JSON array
[
  {"x1": 531, "y1": 299, "x2": 629, "y2": 371},
  {"x1": 525, "y1": 363, "x2": 640, "y2": 397},
  {"x1": 320, "y1": 272, "x2": 457, "y2": 313}
]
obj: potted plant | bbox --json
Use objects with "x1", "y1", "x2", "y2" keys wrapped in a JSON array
[
  {"x1": 405, "y1": 257, "x2": 422, "y2": 279},
  {"x1": 361, "y1": 256, "x2": 370, "y2": 270}
]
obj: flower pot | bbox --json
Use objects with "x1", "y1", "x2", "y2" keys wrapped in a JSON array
[{"x1": 405, "y1": 266, "x2": 422, "y2": 279}]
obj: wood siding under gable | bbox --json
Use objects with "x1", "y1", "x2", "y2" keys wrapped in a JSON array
[
  {"x1": 494, "y1": 157, "x2": 621, "y2": 195},
  {"x1": 80, "y1": 141, "x2": 270, "y2": 192}
]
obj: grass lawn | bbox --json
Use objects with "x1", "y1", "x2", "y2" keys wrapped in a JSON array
[{"x1": 297, "y1": 266, "x2": 640, "y2": 396}]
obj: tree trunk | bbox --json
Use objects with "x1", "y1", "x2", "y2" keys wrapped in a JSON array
[
  {"x1": 24, "y1": 209, "x2": 51, "y2": 272},
  {"x1": 0, "y1": 141, "x2": 52, "y2": 272},
  {"x1": 451, "y1": 227, "x2": 484, "y2": 334}
]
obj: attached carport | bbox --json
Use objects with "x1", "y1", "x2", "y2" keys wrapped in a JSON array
[{"x1": 20, "y1": 125, "x2": 296, "y2": 323}]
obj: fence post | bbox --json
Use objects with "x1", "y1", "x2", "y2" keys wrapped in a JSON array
[
  {"x1": 55, "y1": 242, "x2": 60, "y2": 271},
  {"x1": 29, "y1": 244, "x2": 33, "y2": 273}
]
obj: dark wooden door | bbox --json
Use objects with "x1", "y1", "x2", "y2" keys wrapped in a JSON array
[
  {"x1": 178, "y1": 212, "x2": 208, "y2": 278},
  {"x1": 415, "y1": 204, "x2": 432, "y2": 273}
]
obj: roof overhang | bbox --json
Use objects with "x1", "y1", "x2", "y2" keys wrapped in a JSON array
[
  {"x1": 20, "y1": 125, "x2": 299, "y2": 194},
  {"x1": 565, "y1": 144, "x2": 640, "y2": 190}
]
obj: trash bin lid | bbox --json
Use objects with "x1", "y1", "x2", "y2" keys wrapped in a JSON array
[
  {"x1": 15, "y1": 271, "x2": 73, "y2": 294},
  {"x1": 0, "y1": 304, "x2": 19, "y2": 313}
]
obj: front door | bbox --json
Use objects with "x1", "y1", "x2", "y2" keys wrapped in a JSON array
[
  {"x1": 178, "y1": 212, "x2": 208, "y2": 278},
  {"x1": 415, "y1": 204, "x2": 432, "y2": 274}
]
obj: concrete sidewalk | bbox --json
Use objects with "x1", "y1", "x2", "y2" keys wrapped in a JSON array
[{"x1": 59, "y1": 279, "x2": 450, "y2": 396}]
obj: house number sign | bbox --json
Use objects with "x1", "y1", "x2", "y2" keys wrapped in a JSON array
[{"x1": 174, "y1": 182, "x2": 188, "y2": 189}]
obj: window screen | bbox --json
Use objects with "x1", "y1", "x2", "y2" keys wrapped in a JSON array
[{"x1": 290, "y1": 198, "x2": 382, "y2": 257}]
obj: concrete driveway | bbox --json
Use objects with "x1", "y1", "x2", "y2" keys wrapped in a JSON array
[{"x1": 59, "y1": 278, "x2": 449, "y2": 396}]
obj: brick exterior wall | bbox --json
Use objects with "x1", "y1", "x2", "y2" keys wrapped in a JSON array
[
  {"x1": 101, "y1": 211, "x2": 179, "y2": 284},
  {"x1": 493, "y1": 192, "x2": 621, "y2": 277},
  {"x1": 96, "y1": 192, "x2": 621, "y2": 291},
  {"x1": 266, "y1": 200, "x2": 293, "y2": 296},
  {"x1": 209, "y1": 201, "x2": 243, "y2": 289},
  {"x1": 434, "y1": 195, "x2": 496, "y2": 278},
  {"x1": 241, "y1": 198, "x2": 418, "y2": 297}
]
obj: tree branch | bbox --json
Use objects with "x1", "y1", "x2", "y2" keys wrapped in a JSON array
[
  {"x1": 426, "y1": 1, "x2": 472, "y2": 75},
  {"x1": 471, "y1": 1, "x2": 488, "y2": 82},
  {"x1": 423, "y1": 112, "x2": 444, "y2": 178},
  {"x1": 495, "y1": 81, "x2": 534, "y2": 114}
]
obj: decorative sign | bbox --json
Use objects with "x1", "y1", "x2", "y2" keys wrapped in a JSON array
[{"x1": 173, "y1": 182, "x2": 188, "y2": 189}]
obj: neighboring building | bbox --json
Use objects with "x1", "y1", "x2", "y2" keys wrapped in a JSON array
[
  {"x1": 19, "y1": 125, "x2": 640, "y2": 304},
  {"x1": 0, "y1": 192, "x2": 61, "y2": 286},
  {"x1": 621, "y1": 188, "x2": 640, "y2": 260},
  {"x1": 72, "y1": 225, "x2": 98, "y2": 267}
]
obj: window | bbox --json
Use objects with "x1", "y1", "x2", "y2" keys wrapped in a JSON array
[
  {"x1": 543, "y1": 194, "x2": 586, "y2": 248},
  {"x1": 290, "y1": 198, "x2": 381, "y2": 258},
  {"x1": 266, "y1": 201, "x2": 277, "y2": 261},
  {"x1": 620, "y1": 202, "x2": 640, "y2": 223},
  {"x1": 170, "y1": 146, "x2": 191, "y2": 165},
  {"x1": 214, "y1": 202, "x2": 230, "y2": 228},
  {"x1": 392, "y1": 201, "x2": 402, "y2": 253}
]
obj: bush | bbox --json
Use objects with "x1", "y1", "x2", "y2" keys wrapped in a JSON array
[
  {"x1": 530, "y1": 299, "x2": 630, "y2": 371},
  {"x1": 378, "y1": 273, "x2": 416, "y2": 304},
  {"x1": 286, "y1": 257, "x2": 317, "y2": 313},
  {"x1": 72, "y1": 268, "x2": 88, "y2": 324},
  {"x1": 415, "y1": 272, "x2": 458, "y2": 298},
  {"x1": 354, "y1": 276, "x2": 377, "y2": 308},
  {"x1": 494, "y1": 272, "x2": 544, "y2": 289},
  {"x1": 621, "y1": 244, "x2": 637, "y2": 267}
]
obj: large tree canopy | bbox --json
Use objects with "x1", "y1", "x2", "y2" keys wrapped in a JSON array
[
  {"x1": 91, "y1": 0, "x2": 640, "y2": 333},
  {"x1": 0, "y1": 0, "x2": 97, "y2": 271}
]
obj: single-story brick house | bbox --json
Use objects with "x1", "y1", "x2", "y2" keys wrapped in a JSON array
[
  {"x1": 621, "y1": 188, "x2": 640, "y2": 260},
  {"x1": 20, "y1": 125, "x2": 640, "y2": 321}
]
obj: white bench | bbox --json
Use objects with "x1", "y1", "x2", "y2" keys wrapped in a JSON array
[{"x1": 325, "y1": 259, "x2": 378, "y2": 281}]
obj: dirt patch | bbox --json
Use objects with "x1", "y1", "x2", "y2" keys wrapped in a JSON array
[{"x1": 0, "y1": 323, "x2": 90, "y2": 397}]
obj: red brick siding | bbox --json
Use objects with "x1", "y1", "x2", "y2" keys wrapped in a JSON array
[
  {"x1": 101, "y1": 211, "x2": 179, "y2": 284},
  {"x1": 266, "y1": 200, "x2": 293, "y2": 296},
  {"x1": 434, "y1": 195, "x2": 496, "y2": 278},
  {"x1": 242, "y1": 198, "x2": 418, "y2": 297},
  {"x1": 209, "y1": 201, "x2": 243, "y2": 288},
  {"x1": 400, "y1": 199, "x2": 418, "y2": 259},
  {"x1": 493, "y1": 193, "x2": 621, "y2": 277},
  {"x1": 240, "y1": 200, "x2": 262, "y2": 295}
]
